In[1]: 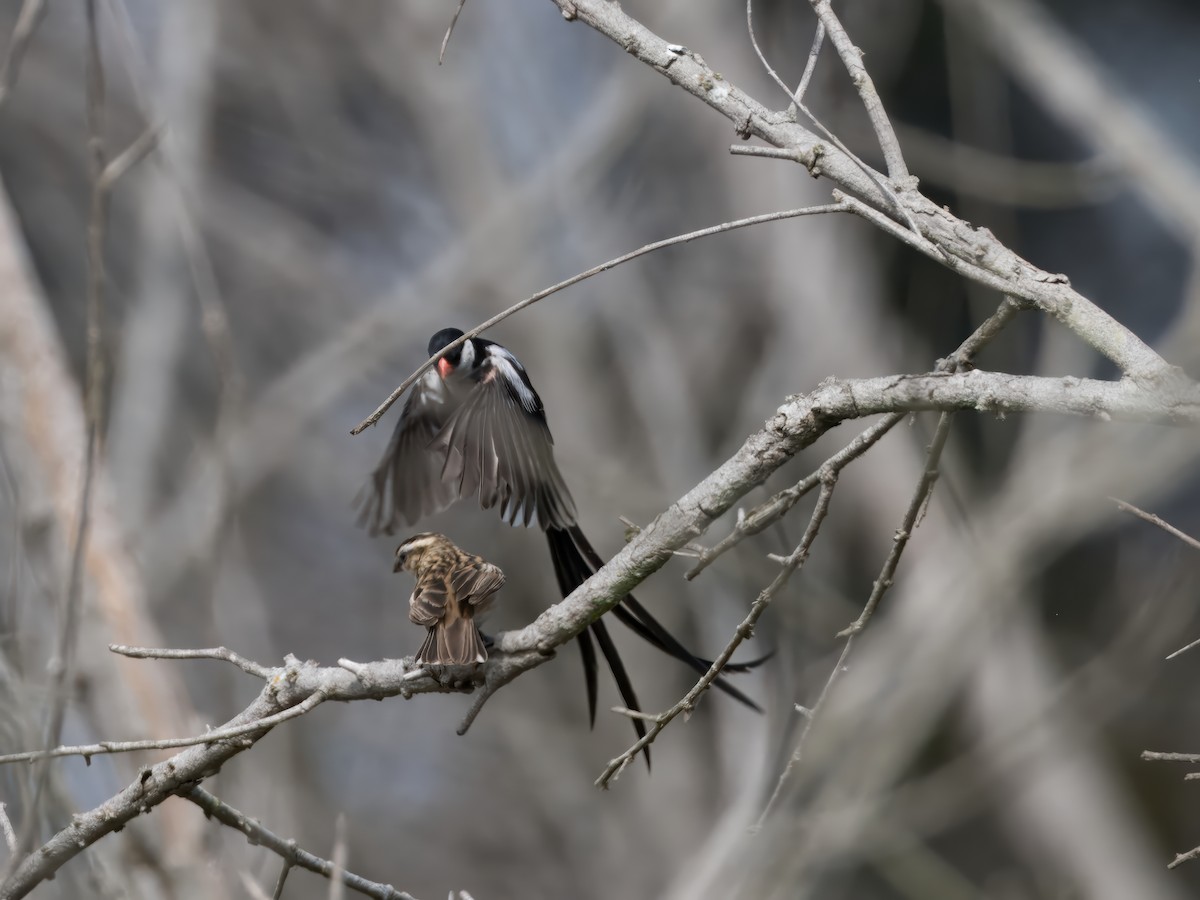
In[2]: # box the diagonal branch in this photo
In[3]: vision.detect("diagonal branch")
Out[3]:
[0,0,46,108]
[597,478,837,788]
[684,292,1019,579]
[182,787,418,900]
[4,369,1198,896]
[0,647,545,899]
[350,202,846,434]
[809,0,909,180]
[544,0,1176,387]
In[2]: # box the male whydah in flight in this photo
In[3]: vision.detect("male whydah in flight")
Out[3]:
[359,327,766,761]
[394,532,505,666]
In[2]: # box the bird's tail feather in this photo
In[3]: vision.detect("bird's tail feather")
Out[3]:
[546,527,649,769]
[416,619,487,666]
[552,524,766,712]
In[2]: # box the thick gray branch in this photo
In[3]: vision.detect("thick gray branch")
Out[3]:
[498,371,1200,654]
[5,370,1195,898]
[0,651,545,899]
[548,0,1175,386]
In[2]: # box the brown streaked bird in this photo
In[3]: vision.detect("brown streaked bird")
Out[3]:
[394,533,506,666]
[360,328,768,765]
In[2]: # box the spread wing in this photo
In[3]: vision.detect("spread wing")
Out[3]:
[430,348,577,530]
[408,567,450,627]
[357,370,459,535]
[450,560,506,609]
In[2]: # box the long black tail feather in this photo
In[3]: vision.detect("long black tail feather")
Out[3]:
[546,527,649,768]
[590,618,649,769]
[565,525,771,673]
[546,525,767,715]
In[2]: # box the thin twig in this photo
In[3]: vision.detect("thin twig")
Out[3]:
[840,410,957,636]
[182,788,417,900]
[808,0,909,180]
[328,813,347,900]
[96,123,163,192]
[438,0,470,65]
[110,644,271,678]
[686,417,896,579]
[0,692,325,765]
[10,0,107,872]
[688,298,1022,578]
[1109,498,1200,659]
[6,366,1199,894]
[349,203,847,434]
[794,22,825,105]
[1111,498,1200,553]
[743,0,922,238]
[0,0,47,107]
[1165,637,1200,662]
[271,851,296,900]
[757,635,855,826]
[544,0,1175,387]
[0,804,15,854]
[596,480,837,788]
[758,409,958,820]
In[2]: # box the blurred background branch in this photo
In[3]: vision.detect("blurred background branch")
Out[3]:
[1,0,1199,898]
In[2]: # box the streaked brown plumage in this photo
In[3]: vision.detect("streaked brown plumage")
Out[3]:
[393,533,505,666]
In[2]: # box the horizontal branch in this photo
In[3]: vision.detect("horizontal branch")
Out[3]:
[0,648,547,899]
[5,369,1194,897]
[498,370,1200,656]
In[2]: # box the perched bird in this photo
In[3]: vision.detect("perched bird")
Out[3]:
[394,532,506,666]
[359,327,766,757]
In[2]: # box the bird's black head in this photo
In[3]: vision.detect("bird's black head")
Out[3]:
[428,328,466,361]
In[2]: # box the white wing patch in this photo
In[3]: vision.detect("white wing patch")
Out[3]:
[485,346,540,415]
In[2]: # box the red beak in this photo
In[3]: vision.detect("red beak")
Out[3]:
[436,357,454,379]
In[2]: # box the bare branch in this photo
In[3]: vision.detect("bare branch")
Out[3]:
[328,813,347,900]
[96,123,164,193]
[597,479,837,788]
[0,0,46,108]
[1168,846,1200,870]
[10,0,109,869]
[0,805,15,855]
[4,358,1199,892]
[808,0,909,180]
[545,0,1176,387]
[0,649,542,898]
[686,297,1022,578]
[110,643,271,678]
[1112,499,1200,554]
[743,0,920,239]
[438,0,470,65]
[349,203,847,433]
[839,409,957,637]
[686,416,894,579]
[794,21,825,105]
[0,692,326,765]
[1142,751,1200,764]
[757,637,855,828]
[936,0,1200,244]
[182,787,418,900]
